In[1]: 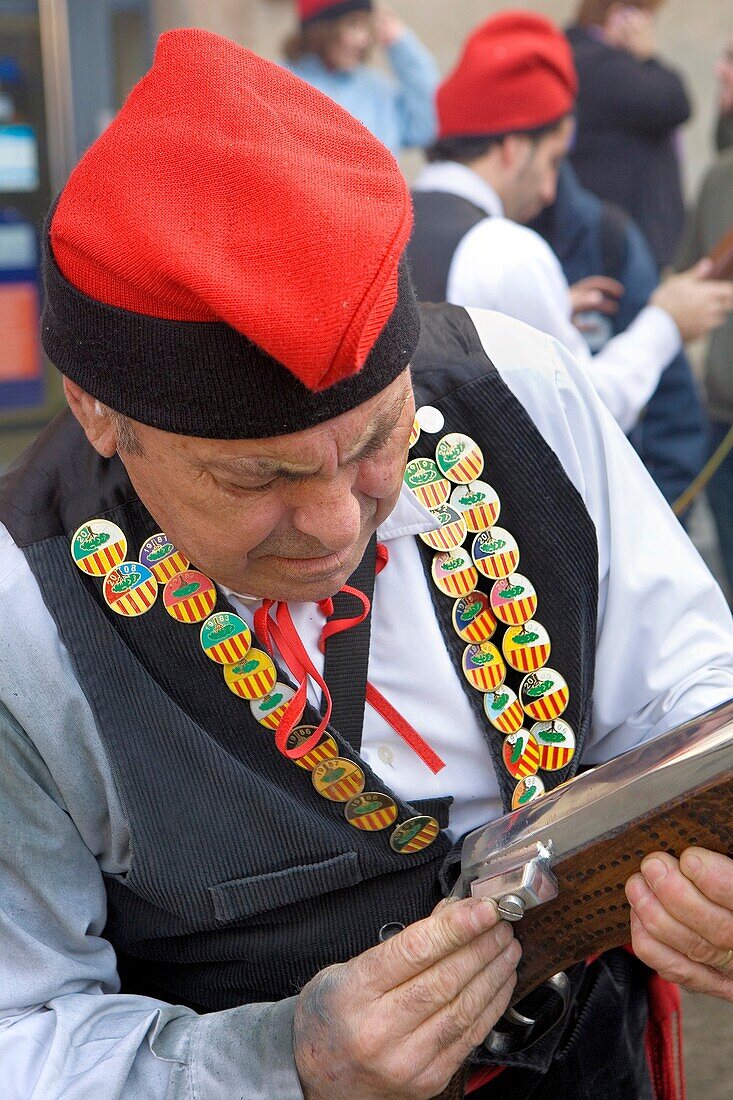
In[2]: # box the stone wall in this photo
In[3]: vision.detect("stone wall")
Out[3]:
[154,0,731,197]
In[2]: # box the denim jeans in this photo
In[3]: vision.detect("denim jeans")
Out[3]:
[705,419,733,600]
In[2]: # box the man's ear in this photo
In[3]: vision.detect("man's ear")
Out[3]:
[62,378,118,458]
[501,134,531,173]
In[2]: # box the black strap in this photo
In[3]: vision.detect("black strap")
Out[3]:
[321,535,377,753]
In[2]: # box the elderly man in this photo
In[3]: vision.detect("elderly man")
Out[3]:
[1,28,732,1100]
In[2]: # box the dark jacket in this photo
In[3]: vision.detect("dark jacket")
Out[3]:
[567,25,691,269]
[531,162,706,510]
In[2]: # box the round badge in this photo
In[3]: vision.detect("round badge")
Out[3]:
[452,591,496,643]
[312,757,365,802]
[223,648,277,700]
[163,570,217,623]
[530,719,576,771]
[415,405,445,434]
[483,686,525,735]
[435,433,484,484]
[200,612,252,664]
[249,682,297,728]
[462,641,506,692]
[512,774,546,811]
[431,547,478,597]
[472,528,520,580]
[409,418,420,448]
[102,560,158,617]
[404,458,451,509]
[520,667,570,721]
[71,519,127,576]
[389,815,440,854]
[490,574,538,626]
[139,533,190,584]
[419,505,467,551]
[345,792,399,831]
[502,620,552,673]
[449,481,500,533]
[502,730,541,780]
[287,727,340,771]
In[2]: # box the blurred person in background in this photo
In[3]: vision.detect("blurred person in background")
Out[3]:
[282,0,438,157]
[407,12,732,438]
[530,160,707,515]
[715,32,733,153]
[677,44,733,599]
[567,1,690,270]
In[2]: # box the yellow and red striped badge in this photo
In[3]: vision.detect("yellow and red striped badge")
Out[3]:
[435,433,485,484]
[483,687,524,734]
[312,758,365,802]
[223,648,277,700]
[420,505,467,551]
[490,574,538,626]
[531,719,576,771]
[404,458,450,509]
[462,641,506,692]
[389,815,440,854]
[520,667,569,721]
[138,533,190,584]
[289,728,339,771]
[431,547,478,597]
[502,620,552,673]
[345,792,399,831]
[163,570,217,623]
[450,481,501,533]
[71,519,127,576]
[472,527,520,580]
[452,591,496,643]
[200,612,252,664]
[249,682,296,728]
[102,561,158,617]
[511,774,546,811]
[502,731,541,780]
[409,418,420,447]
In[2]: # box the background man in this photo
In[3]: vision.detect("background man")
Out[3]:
[1,28,733,1100]
[408,11,732,436]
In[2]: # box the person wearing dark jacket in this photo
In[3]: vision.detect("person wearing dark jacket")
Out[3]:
[530,160,707,514]
[568,0,691,269]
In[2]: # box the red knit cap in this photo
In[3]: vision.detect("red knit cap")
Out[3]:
[298,0,372,26]
[437,11,578,139]
[44,29,419,439]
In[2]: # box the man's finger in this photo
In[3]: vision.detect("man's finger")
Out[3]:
[638,853,733,949]
[630,911,733,1000]
[626,869,733,966]
[361,898,502,991]
[680,847,733,909]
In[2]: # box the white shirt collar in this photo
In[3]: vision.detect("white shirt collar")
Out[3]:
[413,161,504,219]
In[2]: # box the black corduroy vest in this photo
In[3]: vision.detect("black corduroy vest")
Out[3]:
[407,190,488,302]
[0,305,598,1025]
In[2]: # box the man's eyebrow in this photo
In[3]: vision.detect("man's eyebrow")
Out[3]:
[204,390,409,480]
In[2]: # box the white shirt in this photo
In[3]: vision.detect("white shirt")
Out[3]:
[1,309,732,1098]
[413,162,683,433]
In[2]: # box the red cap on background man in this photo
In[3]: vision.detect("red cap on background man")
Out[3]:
[437,11,578,139]
[297,0,372,26]
[42,28,418,440]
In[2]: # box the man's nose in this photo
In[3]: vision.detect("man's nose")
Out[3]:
[290,472,364,551]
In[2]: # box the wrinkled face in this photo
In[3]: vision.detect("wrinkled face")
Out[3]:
[324,12,373,70]
[504,116,575,224]
[116,372,414,603]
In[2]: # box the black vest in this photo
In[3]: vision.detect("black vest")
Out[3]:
[407,191,487,302]
[0,305,598,1066]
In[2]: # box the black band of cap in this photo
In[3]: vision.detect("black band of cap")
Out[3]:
[41,224,420,440]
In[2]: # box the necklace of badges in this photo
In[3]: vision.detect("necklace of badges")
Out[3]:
[405,405,576,810]
[70,521,439,856]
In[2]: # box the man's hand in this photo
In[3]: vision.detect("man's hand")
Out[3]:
[625,847,733,1000]
[293,897,520,1099]
[569,275,624,326]
[373,7,406,48]
[605,5,656,61]
[651,260,733,342]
